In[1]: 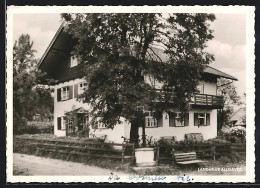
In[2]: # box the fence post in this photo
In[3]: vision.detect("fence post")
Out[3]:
[122,145,125,163]
[156,146,160,165]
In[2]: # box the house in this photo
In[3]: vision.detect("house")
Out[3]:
[38,25,238,143]
[230,107,246,127]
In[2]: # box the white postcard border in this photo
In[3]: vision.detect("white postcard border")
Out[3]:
[6,5,255,183]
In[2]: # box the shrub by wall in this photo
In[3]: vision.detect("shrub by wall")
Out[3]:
[16,124,54,135]
[217,127,246,143]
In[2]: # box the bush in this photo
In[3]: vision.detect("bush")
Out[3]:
[157,136,177,145]
[230,127,246,143]
[76,127,90,137]
[138,136,158,148]
[157,137,176,157]
[202,138,230,144]
[229,152,245,163]
[217,127,246,143]
[18,124,54,135]
[13,115,28,135]
[219,156,231,164]
[184,133,203,143]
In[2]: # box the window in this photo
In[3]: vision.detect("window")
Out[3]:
[78,82,88,95]
[96,117,106,129]
[62,87,69,100]
[169,112,189,127]
[97,122,106,129]
[57,86,73,102]
[145,111,158,127]
[74,82,88,98]
[194,113,210,126]
[196,84,204,94]
[175,112,184,127]
[57,117,68,130]
[70,55,78,67]
[198,113,206,125]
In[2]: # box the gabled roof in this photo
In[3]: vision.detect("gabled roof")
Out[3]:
[38,25,238,82]
[37,24,76,76]
[146,47,238,81]
[230,107,246,122]
[38,24,64,69]
[204,66,237,81]
[65,107,88,114]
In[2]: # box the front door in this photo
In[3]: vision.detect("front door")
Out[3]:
[77,113,90,137]
[66,113,89,137]
[78,114,84,131]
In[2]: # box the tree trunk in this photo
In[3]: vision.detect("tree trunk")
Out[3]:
[130,118,140,147]
[219,109,223,131]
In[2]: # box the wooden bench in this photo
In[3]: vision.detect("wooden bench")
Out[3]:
[173,152,204,168]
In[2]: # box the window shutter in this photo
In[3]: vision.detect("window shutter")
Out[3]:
[69,85,73,99]
[206,113,210,125]
[57,117,61,130]
[157,112,163,127]
[169,112,176,127]
[74,84,78,98]
[194,113,199,126]
[184,113,189,126]
[57,88,61,102]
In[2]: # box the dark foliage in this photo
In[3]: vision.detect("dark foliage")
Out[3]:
[61,13,216,145]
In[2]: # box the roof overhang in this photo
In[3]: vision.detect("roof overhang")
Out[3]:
[38,25,238,82]
[203,66,238,81]
[38,24,76,76]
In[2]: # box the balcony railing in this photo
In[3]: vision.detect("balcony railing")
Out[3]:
[190,94,224,108]
[153,90,224,108]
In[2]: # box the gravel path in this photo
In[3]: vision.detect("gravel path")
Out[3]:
[13,153,127,176]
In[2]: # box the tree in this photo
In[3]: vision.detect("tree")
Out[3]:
[13,34,38,126]
[34,86,54,121]
[61,13,216,146]
[13,34,54,131]
[217,78,242,130]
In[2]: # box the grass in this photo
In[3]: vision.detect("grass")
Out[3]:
[14,134,246,176]
[15,133,101,142]
[14,134,136,174]
[136,156,246,175]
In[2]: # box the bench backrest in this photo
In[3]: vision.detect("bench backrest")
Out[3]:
[174,152,197,162]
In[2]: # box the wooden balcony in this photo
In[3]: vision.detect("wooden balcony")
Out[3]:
[153,90,224,109]
[190,94,224,109]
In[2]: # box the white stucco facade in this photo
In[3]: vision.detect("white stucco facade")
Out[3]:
[53,77,218,143]
[138,109,217,141]
[198,80,217,95]
[54,78,131,143]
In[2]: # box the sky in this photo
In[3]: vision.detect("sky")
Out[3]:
[12,13,246,102]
